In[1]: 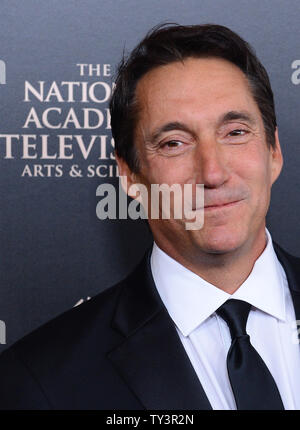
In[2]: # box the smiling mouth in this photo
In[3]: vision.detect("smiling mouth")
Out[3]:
[203,200,243,211]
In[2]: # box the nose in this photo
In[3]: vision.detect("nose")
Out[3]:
[194,138,230,189]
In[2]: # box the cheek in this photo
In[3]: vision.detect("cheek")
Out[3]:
[234,146,273,202]
[142,155,193,186]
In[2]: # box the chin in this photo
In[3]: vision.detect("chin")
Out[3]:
[194,227,246,255]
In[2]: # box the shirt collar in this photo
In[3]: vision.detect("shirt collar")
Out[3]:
[150,229,286,337]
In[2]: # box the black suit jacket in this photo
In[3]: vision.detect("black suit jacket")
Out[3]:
[0,243,300,410]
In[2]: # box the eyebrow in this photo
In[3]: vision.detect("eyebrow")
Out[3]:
[148,122,191,142]
[148,110,257,142]
[220,110,256,126]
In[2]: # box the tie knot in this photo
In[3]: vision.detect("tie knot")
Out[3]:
[216,299,251,339]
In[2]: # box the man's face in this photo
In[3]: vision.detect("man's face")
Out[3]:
[119,57,283,258]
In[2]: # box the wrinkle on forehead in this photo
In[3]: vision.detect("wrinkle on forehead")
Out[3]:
[133,57,266,163]
[135,57,261,124]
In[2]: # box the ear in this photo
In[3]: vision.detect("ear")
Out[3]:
[271,128,283,185]
[115,155,139,198]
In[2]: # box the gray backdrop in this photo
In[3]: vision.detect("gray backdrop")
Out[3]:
[0,0,299,351]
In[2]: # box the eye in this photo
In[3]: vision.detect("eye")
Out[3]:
[161,140,184,148]
[228,129,249,137]
[157,139,189,156]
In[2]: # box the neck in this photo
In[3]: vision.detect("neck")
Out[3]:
[153,228,267,294]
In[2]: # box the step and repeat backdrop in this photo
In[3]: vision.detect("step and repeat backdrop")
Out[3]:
[0,0,300,350]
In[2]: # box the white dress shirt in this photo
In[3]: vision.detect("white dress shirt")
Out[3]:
[150,229,300,409]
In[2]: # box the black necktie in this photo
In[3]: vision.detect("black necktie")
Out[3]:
[216,299,284,410]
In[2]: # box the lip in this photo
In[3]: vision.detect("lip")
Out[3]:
[203,199,243,211]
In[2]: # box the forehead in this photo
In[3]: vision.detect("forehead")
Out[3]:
[135,57,261,128]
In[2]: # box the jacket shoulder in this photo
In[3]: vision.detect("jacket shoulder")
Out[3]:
[0,278,133,409]
[8,280,124,356]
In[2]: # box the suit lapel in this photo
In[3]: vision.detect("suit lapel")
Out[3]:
[107,249,212,410]
[273,242,300,321]
[107,241,300,409]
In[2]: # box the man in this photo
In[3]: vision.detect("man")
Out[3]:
[0,23,299,410]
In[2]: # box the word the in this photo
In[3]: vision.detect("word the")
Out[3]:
[76,63,111,77]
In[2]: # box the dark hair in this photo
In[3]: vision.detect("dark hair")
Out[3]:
[110,23,277,173]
